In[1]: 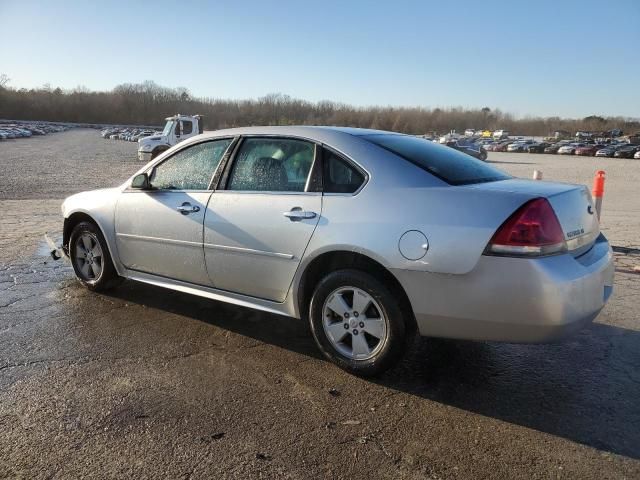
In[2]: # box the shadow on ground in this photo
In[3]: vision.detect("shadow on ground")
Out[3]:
[106,280,640,460]
[487,160,535,165]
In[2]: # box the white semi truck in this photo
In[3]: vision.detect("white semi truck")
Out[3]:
[137,114,204,161]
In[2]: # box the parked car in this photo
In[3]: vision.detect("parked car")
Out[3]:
[493,140,513,152]
[614,145,640,158]
[595,145,623,157]
[558,143,586,155]
[526,142,551,153]
[0,122,70,139]
[544,144,562,154]
[52,126,613,376]
[510,140,538,152]
[575,144,606,156]
[445,140,488,161]
[7,127,29,138]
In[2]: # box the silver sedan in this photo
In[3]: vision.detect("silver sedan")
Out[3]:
[56,126,614,375]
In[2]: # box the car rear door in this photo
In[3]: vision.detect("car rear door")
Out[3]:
[115,139,233,286]
[204,136,321,302]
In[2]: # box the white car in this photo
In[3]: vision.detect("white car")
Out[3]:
[558,143,585,155]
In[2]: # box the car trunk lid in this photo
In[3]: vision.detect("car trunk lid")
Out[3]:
[468,179,599,255]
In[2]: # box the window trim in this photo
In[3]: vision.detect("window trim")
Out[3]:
[126,137,236,193]
[305,144,323,193]
[218,135,319,195]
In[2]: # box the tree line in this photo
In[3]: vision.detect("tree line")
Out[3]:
[1,77,638,137]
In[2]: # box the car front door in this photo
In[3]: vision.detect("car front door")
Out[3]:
[115,138,233,286]
[204,137,321,302]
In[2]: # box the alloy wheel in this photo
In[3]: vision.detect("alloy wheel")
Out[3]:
[74,232,103,281]
[322,286,389,360]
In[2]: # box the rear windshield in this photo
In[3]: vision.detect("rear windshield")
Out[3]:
[363,134,510,185]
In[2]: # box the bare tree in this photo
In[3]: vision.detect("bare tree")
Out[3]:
[0,80,637,136]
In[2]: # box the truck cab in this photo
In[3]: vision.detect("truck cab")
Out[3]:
[137,114,204,161]
[492,129,509,140]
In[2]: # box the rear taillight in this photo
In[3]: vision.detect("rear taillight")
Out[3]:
[486,198,567,256]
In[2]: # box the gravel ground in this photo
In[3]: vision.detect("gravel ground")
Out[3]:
[487,152,640,249]
[0,129,639,479]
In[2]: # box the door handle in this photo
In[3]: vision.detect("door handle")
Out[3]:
[283,208,317,221]
[177,203,200,215]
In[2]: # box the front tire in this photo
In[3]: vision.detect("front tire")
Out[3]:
[69,221,121,292]
[309,269,413,376]
[479,151,488,161]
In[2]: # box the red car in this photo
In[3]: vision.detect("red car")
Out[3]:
[575,144,606,156]
[493,141,512,152]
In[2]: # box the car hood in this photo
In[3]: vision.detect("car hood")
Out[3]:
[139,136,166,145]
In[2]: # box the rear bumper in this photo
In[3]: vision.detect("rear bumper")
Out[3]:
[138,151,153,162]
[392,234,614,343]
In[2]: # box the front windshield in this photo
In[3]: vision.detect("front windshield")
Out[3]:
[162,120,174,136]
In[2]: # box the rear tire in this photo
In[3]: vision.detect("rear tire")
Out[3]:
[309,269,414,376]
[479,151,488,161]
[69,221,121,292]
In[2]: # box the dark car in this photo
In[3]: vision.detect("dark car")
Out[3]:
[445,140,488,161]
[526,142,551,153]
[614,145,640,158]
[544,143,563,154]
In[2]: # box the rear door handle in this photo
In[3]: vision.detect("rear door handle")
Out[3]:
[177,202,200,215]
[284,208,317,221]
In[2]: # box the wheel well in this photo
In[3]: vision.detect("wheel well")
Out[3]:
[298,251,416,333]
[63,212,96,248]
[153,145,169,153]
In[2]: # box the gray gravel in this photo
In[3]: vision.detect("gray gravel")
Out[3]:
[0,129,138,200]
[0,130,639,479]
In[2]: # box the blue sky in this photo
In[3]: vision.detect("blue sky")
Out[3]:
[1,0,638,118]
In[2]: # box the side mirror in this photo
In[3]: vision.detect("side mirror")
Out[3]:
[131,173,150,190]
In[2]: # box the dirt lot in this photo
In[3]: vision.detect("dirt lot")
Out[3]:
[1,129,639,479]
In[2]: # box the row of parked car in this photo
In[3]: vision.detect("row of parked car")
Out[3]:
[101,127,159,142]
[477,138,640,159]
[0,123,69,140]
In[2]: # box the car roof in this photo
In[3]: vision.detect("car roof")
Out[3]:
[199,125,402,142]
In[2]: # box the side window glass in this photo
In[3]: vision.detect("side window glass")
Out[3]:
[228,138,314,192]
[323,149,365,193]
[150,139,232,190]
[182,120,193,135]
